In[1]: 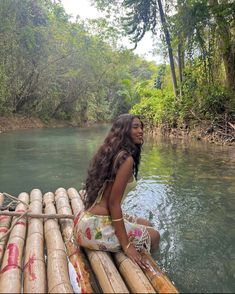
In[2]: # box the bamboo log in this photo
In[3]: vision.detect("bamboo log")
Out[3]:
[140,251,179,293]
[0,211,74,219]
[67,187,129,293]
[68,188,85,216]
[114,251,156,293]
[87,250,129,293]
[54,187,98,293]
[0,192,29,293]
[0,193,12,264]
[0,212,12,259]
[43,192,73,293]
[23,189,46,293]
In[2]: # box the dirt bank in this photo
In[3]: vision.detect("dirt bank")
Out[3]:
[0,114,74,133]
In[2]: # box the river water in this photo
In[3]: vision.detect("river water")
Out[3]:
[0,126,234,293]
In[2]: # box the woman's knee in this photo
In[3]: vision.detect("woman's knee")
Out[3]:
[136,217,152,227]
[136,218,160,250]
[149,229,160,250]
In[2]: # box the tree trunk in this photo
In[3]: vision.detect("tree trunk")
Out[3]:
[177,42,183,96]
[209,0,235,91]
[157,0,178,97]
[178,44,183,85]
[222,46,235,91]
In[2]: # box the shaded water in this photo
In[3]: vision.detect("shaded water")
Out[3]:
[0,126,234,293]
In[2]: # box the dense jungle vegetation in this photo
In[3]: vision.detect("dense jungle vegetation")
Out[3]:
[0,0,234,141]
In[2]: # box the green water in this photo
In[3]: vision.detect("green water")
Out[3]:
[0,126,234,293]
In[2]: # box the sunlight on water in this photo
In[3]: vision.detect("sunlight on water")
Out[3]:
[0,127,234,293]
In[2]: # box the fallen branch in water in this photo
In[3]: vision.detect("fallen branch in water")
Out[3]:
[228,122,235,130]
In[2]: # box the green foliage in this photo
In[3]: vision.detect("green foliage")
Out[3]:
[1,0,234,129]
[189,83,233,119]
[93,0,235,127]
[179,63,235,121]
[131,59,234,127]
[0,0,155,123]
[130,87,176,125]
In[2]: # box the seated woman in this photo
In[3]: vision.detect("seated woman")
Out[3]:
[74,114,160,267]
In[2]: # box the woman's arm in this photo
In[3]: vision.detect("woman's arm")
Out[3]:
[108,156,145,266]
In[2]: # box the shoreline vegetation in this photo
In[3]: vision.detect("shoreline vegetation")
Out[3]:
[0,1,234,146]
[1,114,234,146]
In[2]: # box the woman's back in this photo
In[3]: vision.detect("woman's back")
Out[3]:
[87,174,136,215]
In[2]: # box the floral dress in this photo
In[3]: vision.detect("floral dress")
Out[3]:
[74,179,151,253]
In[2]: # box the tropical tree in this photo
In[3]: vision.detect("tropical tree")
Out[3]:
[93,0,179,96]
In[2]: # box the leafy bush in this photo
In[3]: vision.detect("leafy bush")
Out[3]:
[130,87,176,126]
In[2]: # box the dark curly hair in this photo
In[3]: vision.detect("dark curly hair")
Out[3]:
[84,113,144,210]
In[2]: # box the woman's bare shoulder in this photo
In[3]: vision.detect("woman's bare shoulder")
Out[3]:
[124,155,134,165]
[116,155,133,175]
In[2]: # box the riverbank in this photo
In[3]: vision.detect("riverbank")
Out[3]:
[147,120,235,146]
[0,114,234,145]
[0,114,75,133]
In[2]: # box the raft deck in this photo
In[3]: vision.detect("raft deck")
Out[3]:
[0,188,178,293]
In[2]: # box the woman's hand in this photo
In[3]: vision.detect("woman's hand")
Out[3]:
[124,243,148,269]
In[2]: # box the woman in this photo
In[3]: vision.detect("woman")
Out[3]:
[74,114,160,267]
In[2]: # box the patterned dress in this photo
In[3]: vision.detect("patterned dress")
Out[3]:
[74,178,151,252]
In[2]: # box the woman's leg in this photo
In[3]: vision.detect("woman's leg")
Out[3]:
[123,213,160,251]
[136,217,160,251]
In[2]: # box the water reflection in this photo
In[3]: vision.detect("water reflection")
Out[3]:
[0,128,234,293]
[122,136,235,293]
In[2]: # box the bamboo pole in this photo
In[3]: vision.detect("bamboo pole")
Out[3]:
[67,187,129,293]
[140,251,179,293]
[0,193,12,265]
[0,192,29,293]
[114,251,156,293]
[43,192,73,293]
[54,187,98,293]
[0,211,74,219]
[23,189,46,293]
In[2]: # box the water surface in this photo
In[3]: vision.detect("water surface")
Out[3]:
[0,126,234,293]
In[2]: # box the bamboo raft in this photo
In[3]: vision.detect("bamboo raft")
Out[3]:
[0,189,178,293]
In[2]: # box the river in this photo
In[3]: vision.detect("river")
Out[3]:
[0,125,234,293]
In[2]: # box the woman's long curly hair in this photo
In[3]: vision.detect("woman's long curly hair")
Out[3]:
[84,114,144,210]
